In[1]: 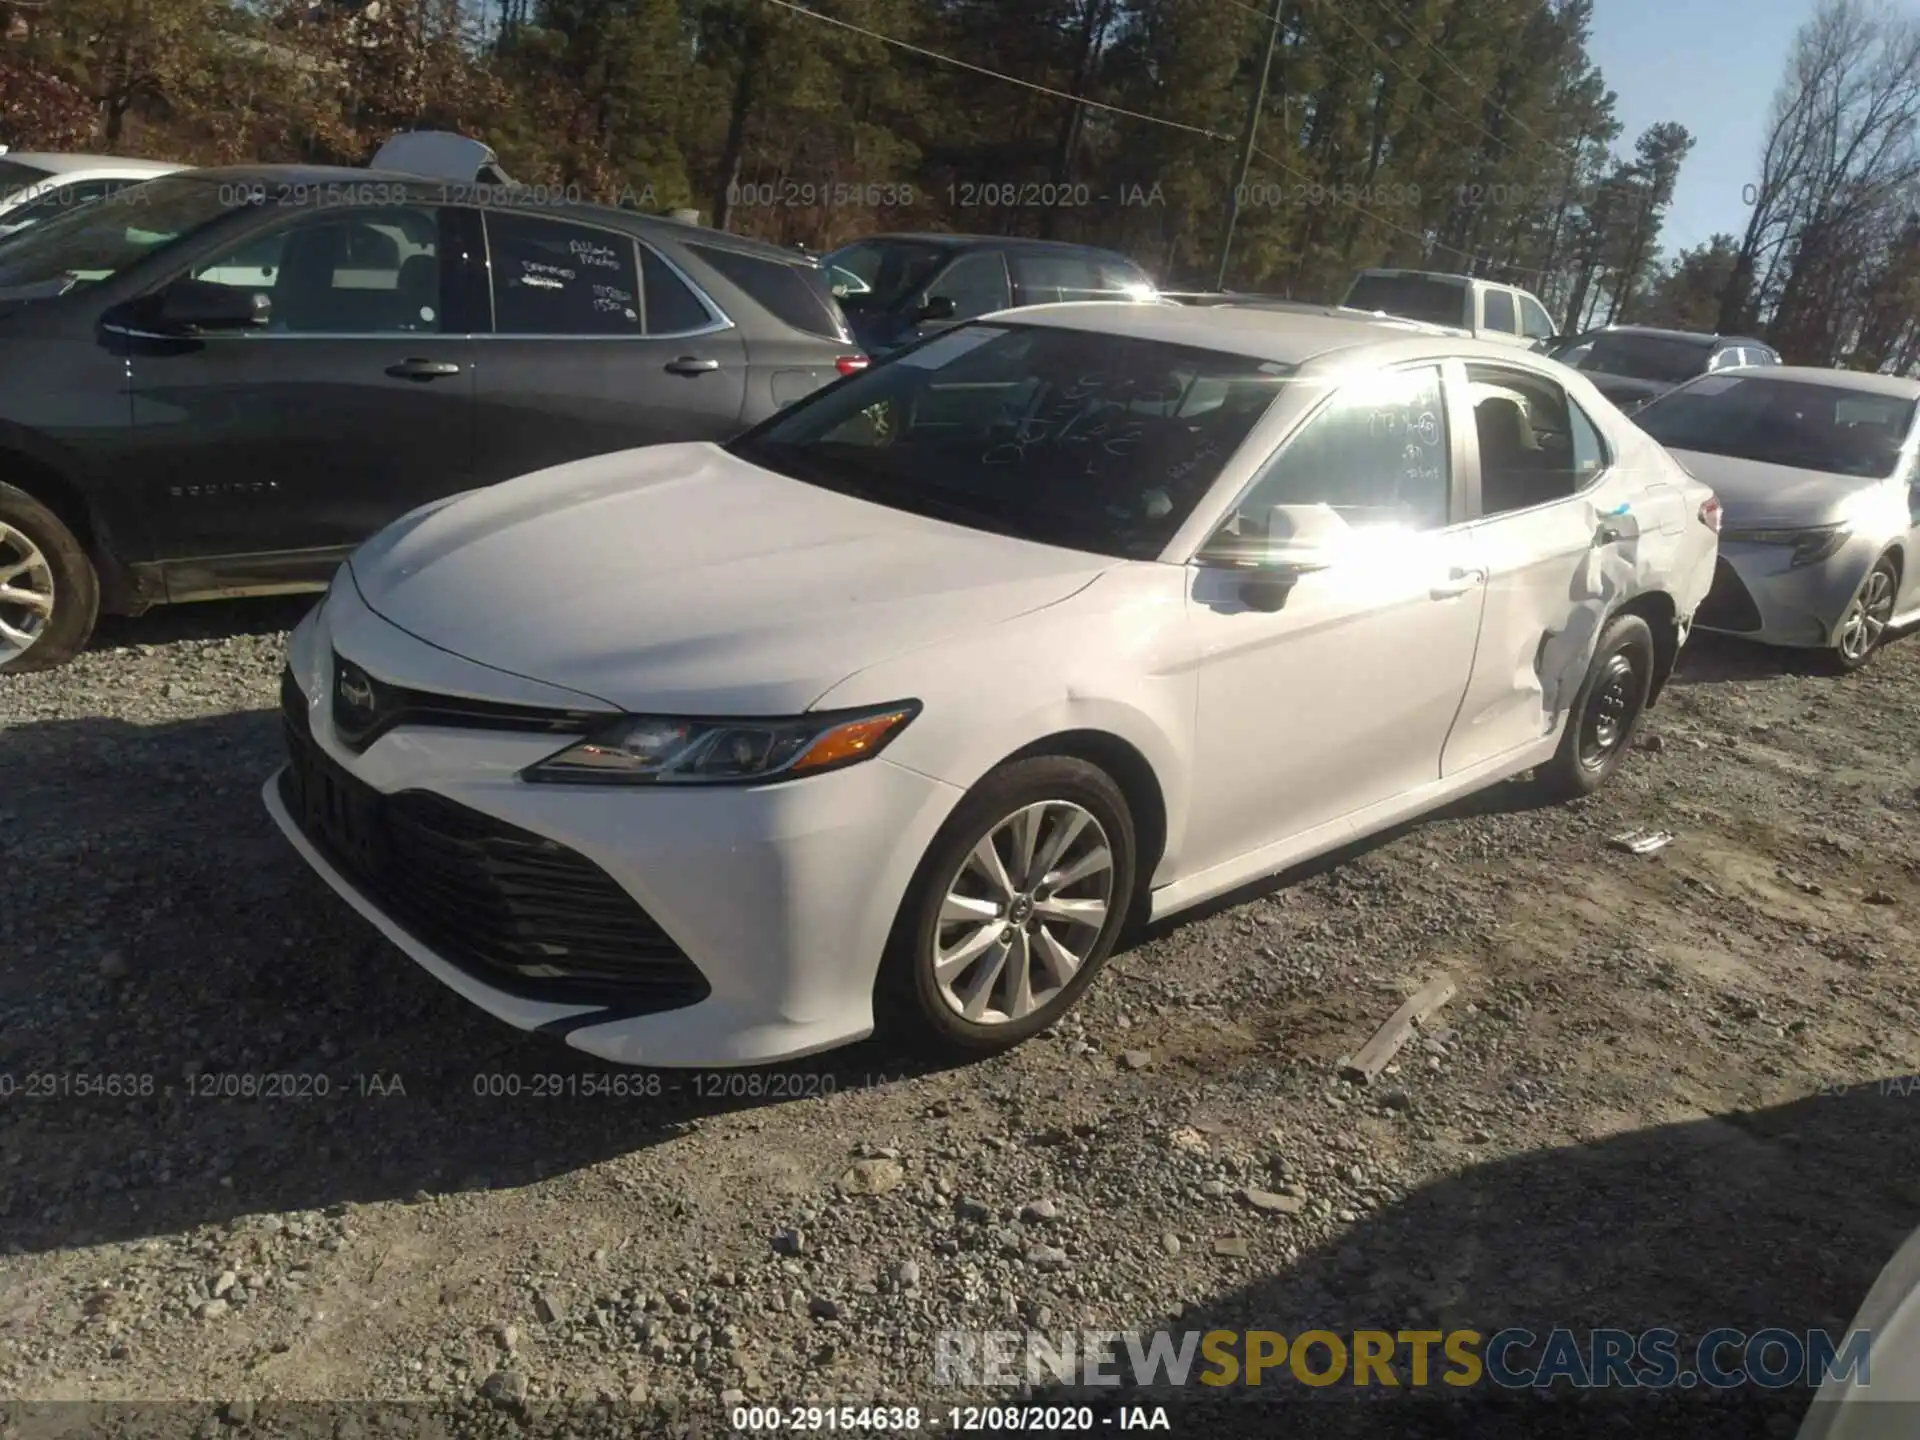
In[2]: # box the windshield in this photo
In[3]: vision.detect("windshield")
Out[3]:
[821,239,949,311]
[0,177,231,295]
[727,322,1295,559]
[1342,274,1467,327]
[1577,333,1714,385]
[1637,375,1918,479]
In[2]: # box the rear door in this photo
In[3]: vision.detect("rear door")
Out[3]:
[1443,360,1647,775]
[468,210,748,485]
[679,241,856,419]
[125,202,476,567]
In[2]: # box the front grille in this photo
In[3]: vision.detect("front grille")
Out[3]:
[1694,557,1764,633]
[328,648,608,754]
[280,669,708,1008]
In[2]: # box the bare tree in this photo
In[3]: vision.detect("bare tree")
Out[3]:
[1720,0,1920,361]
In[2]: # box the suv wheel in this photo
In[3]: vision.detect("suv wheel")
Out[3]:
[0,481,100,674]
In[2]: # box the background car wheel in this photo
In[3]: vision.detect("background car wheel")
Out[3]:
[1533,611,1655,802]
[1825,556,1899,673]
[0,481,99,675]
[883,756,1137,1058]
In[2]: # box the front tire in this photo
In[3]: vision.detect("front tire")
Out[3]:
[0,482,99,675]
[1534,611,1656,802]
[881,756,1136,1058]
[1825,555,1899,673]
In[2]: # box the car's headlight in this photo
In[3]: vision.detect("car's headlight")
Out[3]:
[522,702,920,786]
[1721,524,1851,567]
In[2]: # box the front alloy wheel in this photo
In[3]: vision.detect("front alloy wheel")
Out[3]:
[0,519,56,667]
[934,799,1114,1025]
[887,756,1137,1056]
[1833,559,1898,671]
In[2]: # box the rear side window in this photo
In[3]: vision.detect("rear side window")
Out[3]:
[1482,289,1518,333]
[486,211,641,336]
[1518,295,1557,341]
[1343,273,1469,327]
[1010,251,1103,305]
[686,242,847,340]
[641,246,714,334]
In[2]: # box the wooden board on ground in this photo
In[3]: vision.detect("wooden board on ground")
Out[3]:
[1339,974,1457,1084]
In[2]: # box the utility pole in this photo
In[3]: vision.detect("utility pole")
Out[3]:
[1215,0,1284,292]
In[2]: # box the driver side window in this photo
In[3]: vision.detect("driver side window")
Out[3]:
[188,206,443,334]
[923,250,1011,321]
[1224,365,1452,535]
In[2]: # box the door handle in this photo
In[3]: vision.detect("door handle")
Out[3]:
[1594,523,1623,546]
[665,356,721,376]
[385,359,462,380]
[1430,565,1486,600]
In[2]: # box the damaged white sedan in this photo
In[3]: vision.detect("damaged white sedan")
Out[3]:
[265,305,1721,1068]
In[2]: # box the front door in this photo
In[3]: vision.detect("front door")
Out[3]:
[126,203,475,568]
[1183,362,1486,877]
[467,211,748,486]
[1443,362,1645,775]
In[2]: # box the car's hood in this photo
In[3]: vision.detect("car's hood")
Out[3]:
[1664,448,1870,528]
[348,442,1113,714]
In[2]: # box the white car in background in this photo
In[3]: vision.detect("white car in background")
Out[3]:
[0,150,184,240]
[1634,366,1920,671]
[265,305,1720,1068]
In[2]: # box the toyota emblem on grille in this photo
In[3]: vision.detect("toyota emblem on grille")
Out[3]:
[334,663,377,734]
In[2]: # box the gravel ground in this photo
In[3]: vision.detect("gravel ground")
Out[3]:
[4,598,1920,1439]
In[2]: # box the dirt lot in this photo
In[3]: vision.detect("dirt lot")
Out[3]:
[4,599,1920,1439]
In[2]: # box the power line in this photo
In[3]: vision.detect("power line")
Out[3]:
[1361,0,1587,172]
[758,0,1539,283]
[757,0,1233,141]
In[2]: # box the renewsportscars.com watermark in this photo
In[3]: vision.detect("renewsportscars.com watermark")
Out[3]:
[934,1326,1873,1390]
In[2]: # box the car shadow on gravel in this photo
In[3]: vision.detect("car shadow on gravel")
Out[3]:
[995,1081,1920,1440]
[0,707,955,1256]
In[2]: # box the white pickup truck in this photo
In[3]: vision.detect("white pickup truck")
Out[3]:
[1342,268,1560,351]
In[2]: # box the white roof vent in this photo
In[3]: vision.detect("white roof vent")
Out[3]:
[369,131,513,185]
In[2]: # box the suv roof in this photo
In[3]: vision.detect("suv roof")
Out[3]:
[158,166,816,268]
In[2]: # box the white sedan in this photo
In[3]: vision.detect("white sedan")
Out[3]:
[265,305,1721,1067]
[0,151,183,239]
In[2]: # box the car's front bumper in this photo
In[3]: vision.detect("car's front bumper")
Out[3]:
[1694,539,1877,650]
[264,582,963,1067]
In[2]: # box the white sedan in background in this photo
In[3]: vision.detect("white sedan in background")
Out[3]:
[0,151,184,240]
[265,305,1720,1067]
[1635,366,1920,670]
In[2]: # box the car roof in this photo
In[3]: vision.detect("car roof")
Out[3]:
[991,301,1526,366]
[3,153,183,177]
[842,232,1136,261]
[1583,324,1774,348]
[1735,365,1920,398]
[156,167,817,267]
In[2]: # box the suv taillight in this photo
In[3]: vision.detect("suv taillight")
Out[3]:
[1698,496,1723,533]
[835,355,869,375]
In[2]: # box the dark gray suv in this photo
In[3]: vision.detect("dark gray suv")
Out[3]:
[0,166,866,671]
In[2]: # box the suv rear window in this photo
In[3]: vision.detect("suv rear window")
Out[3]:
[688,243,850,342]
[1343,273,1468,327]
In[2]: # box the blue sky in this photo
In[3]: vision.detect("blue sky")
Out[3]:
[1585,0,1816,258]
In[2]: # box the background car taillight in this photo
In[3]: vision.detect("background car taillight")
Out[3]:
[1698,496,1723,533]
[835,355,869,375]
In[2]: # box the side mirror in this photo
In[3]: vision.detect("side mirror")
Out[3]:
[158,278,270,332]
[1195,503,1343,612]
[915,294,957,323]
